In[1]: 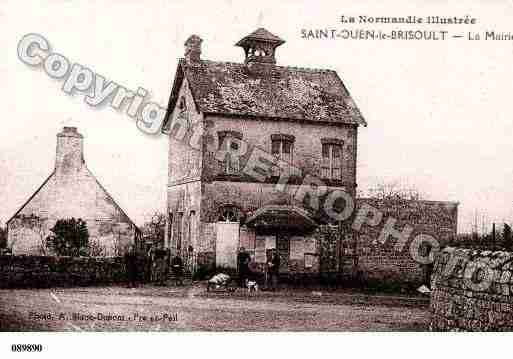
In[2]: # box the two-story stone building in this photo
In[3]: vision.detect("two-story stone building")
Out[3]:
[162,28,368,278]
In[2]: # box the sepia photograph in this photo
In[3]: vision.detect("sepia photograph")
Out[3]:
[1,0,513,356]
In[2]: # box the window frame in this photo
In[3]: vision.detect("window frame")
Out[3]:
[321,138,344,180]
[217,131,243,175]
[271,134,296,177]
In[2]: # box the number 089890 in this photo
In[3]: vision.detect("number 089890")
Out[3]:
[11,344,43,352]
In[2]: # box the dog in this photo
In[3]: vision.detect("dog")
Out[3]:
[245,279,259,293]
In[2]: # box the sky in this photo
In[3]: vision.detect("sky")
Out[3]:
[1,0,513,232]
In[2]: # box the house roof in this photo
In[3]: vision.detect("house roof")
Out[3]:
[87,168,140,232]
[6,168,140,232]
[6,171,55,225]
[162,59,367,131]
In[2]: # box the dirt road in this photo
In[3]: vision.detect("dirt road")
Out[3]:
[0,286,430,331]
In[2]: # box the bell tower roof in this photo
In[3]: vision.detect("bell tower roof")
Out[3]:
[235,28,285,46]
[235,28,285,64]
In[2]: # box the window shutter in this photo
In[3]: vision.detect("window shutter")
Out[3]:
[321,143,330,178]
[332,145,342,179]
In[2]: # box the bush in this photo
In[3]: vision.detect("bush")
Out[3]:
[46,218,90,256]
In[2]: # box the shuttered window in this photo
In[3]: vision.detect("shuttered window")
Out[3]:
[321,143,342,180]
[218,131,243,175]
[271,134,298,177]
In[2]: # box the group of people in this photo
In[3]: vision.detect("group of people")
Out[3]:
[237,246,280,291]
[126,246,280,291]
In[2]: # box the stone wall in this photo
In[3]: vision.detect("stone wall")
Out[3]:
[430,247,513,331]
[166,181,201,253]
[165,76,203,260]
[0,255,134,288]
[355,198,458,285]
[8,213,137,257]
[167,76,203,184]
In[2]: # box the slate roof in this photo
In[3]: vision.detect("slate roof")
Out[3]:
[163,58,367,130]
[6,169,140,232]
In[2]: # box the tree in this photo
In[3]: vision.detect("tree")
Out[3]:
[365,180,424,201]
[141,211,166,248]
[46,218,89,256]
[0,226,6,249]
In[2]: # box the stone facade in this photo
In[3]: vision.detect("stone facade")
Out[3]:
[356,198,458,284]
[164,29,363,277]
[430,247,513,331]
[7,127,140,256]
[201,115,358,189]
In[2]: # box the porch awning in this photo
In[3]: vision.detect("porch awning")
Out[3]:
[245,205,317,230]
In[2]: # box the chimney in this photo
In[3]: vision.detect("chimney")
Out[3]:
[184,35,202,64]
[55,127,84,175]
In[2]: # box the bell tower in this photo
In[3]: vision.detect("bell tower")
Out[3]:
[235,28,285,65]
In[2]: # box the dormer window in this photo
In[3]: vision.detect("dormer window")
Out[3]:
[218,131,243,175]
[321,138,343,180]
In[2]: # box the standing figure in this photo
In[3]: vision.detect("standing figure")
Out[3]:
[125,247,138,288]
[266,249,280,291]
[171,255,184,286]
[237,247,251,288]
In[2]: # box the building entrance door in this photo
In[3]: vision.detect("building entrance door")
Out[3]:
[216,222,240,269]
[276,233,290,272]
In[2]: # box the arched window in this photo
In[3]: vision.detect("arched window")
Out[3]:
[218,205,240,223]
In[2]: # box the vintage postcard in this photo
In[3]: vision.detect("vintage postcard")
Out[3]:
[1,0,513,355]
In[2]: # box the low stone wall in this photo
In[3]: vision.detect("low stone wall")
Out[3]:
[0,255,132,288]
[430,247,513,331]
